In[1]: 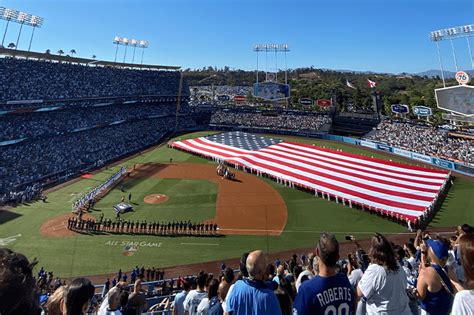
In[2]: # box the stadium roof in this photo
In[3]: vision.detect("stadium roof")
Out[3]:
[0,47,181,70]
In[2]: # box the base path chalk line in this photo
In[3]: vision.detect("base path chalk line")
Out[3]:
[180,242,219,246]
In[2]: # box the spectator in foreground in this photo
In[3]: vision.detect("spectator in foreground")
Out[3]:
[452,233,474,314]
[0,247,39,315]
[184,271,208,315]
[46,285,67,315]
[275,278,293,315]
[357,233,411,315]
[197,278,222,315]
[295,256,316,293]
[63,277,95,315]
[293,233,354,315]
[98,287,122,315]
[224,250,282,315]
[217,267,234,305]
[222,252,249,311]
[126,279,147,315]
[173,280,191,315]
[417,238,455,315]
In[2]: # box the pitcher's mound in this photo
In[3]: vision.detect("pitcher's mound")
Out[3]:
[144,194,169,204]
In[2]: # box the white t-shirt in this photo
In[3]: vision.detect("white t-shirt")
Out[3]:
[452,290,474,315]
[183,289,207,315]
[196,297,209,315]
[348,268,363,289]
[295,270,314,292]
[406,256,419,272]
[358,263,411,315]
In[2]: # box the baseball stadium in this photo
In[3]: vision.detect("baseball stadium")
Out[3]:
[1,1,474,315]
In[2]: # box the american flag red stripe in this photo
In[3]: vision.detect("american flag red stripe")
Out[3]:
[172,136,449,222]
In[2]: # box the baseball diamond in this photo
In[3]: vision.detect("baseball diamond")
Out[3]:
[1,7,473,313]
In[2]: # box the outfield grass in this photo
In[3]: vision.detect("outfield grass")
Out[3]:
[1,131,472,277]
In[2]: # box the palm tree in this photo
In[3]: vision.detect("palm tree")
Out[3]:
[70,49,76,57]
[45,49,51,54]
[57,49,64,56]
[92,54,96,59]
[7,42,16,49]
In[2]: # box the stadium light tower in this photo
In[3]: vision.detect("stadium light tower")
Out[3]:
[113,36,121,62]
[0,7,43,50]
[430,24,474,87]
[139,40,149,64]
[112,36,149,64]
[1,7,19,46]
[131,38,138,63]
[27,15,44,52]
[253,44,290,84]
[15,11,30,49]
[122,37,129,63]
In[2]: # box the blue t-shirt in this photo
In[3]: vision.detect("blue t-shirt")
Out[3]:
[293,273,354,315]
[225,279,282,315]
[173,290,188,315]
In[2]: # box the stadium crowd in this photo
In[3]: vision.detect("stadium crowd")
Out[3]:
[0,104,176,141]
[367,120,474,165]
[0,117,175,204]
[210,111,332,132]
[1,224,472,315]
[0,58,183,102]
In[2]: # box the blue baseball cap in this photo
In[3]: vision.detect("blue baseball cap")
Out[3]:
[426,239,449,260]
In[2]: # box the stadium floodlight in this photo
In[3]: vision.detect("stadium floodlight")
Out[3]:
[29,15,43,27]
[26,15,43,51]
[130,39,138,63]
[1,7,19,46]
[430,24,474,87]
[0,7,43,50]
[15,12,31,49]
[430,24,474,41]
[138,40,149,64]
[254,43,290,86]
[112,36,149,64]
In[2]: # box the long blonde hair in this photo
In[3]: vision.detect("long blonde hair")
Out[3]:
[46,286,67,315]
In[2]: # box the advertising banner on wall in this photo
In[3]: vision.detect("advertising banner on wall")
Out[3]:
[391,104,409,114]
[299,98,313,106]
[316,99,332,107]
[392,147,412,158]
[411,152,432,163]
[377,143,392,152]
[431,157,454,170]
[360,140,377,149]
[412,106,433,117]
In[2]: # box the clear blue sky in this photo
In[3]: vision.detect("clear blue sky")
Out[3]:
[1,0,473,73]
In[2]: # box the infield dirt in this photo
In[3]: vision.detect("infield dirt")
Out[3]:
[40,162,288,237]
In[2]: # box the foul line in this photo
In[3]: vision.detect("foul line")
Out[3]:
[180,242,220,246]
[218,228,454,235]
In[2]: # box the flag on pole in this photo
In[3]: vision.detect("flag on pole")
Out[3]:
[346,79,357,89]
[367,79,378,88]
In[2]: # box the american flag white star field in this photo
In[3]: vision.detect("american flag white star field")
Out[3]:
[171,132,450,223]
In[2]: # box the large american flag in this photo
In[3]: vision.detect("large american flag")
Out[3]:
[171,132,450,223]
